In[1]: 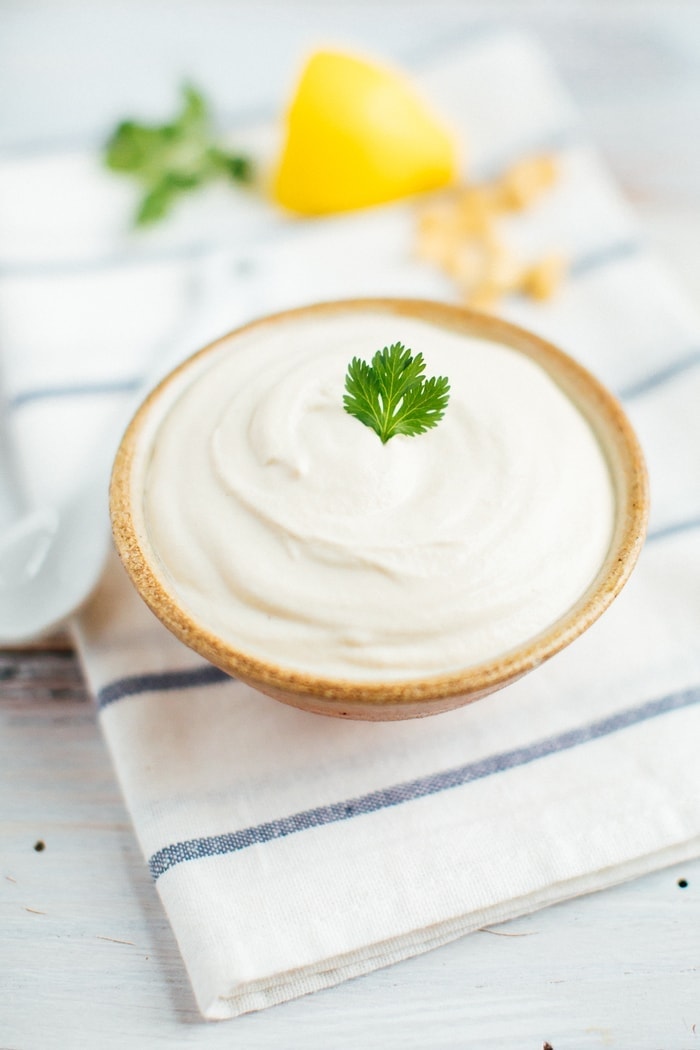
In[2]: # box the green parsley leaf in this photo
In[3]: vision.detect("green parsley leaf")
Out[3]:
[343,342,450,443]
[104,84,253,226]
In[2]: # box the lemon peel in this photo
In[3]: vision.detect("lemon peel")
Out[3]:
[273,49,458,215]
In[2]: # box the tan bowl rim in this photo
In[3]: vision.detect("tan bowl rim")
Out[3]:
[110,297,649,709]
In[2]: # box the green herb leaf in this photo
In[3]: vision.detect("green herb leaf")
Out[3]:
[104,83,253,227]
[343,342,450,443]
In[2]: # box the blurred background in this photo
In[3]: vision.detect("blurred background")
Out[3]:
[3,0,699,529]
[2,0,699,285]
[3,0,700,287]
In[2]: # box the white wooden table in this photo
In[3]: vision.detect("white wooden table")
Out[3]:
[2,3,700,1046]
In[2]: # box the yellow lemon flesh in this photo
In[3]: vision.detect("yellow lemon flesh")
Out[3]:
[273,50,458,215]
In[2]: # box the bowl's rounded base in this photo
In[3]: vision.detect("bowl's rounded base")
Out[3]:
[213,657,527,720]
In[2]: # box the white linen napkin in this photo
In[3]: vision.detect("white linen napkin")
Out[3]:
[3,31,700,1019]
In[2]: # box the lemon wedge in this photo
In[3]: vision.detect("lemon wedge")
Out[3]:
[272,50,458,215]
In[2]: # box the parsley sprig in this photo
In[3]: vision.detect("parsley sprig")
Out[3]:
[343,342,450,443]
[104,84,253,226]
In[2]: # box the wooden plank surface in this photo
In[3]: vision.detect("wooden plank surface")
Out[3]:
[2,2,700,1047]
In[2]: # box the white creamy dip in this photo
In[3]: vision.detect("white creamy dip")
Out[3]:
[142,310,615,679]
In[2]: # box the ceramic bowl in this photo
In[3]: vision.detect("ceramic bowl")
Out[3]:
[110,298,648,720]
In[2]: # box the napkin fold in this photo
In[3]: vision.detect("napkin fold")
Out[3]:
[3,31,700,1019]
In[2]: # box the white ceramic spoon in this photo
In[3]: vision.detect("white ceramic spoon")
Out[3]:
[0,452,113,644]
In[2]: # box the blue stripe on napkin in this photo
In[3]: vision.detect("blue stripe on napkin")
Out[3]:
[646,517,700,543]
[8,377,144,410]
[98,665,231,708]
[618,347,700,400]
[568,239,639,278]
[147,684,700,880]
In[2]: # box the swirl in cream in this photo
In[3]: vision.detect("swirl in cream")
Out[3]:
[143,310,614,679]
